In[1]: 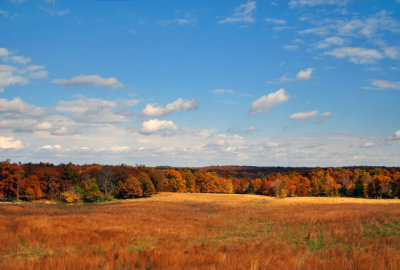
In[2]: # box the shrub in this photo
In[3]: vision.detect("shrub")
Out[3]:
[61,190,81,203]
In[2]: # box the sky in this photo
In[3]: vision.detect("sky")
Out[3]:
[0,0,400,167]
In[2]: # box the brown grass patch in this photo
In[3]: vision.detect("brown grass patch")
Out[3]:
[1,193,400,269]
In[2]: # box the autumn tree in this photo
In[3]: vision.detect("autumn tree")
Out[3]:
[118,176,143,198]
[0,161,23,200]
[165,169,186,192]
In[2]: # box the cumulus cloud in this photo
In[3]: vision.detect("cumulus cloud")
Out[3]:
[250,88,289,114]
[362,142,375,148]
[290,111,332,121]
[52,74,124,89]
[325,47,383,64]
[141,98,198,117]
[212,89,234,95]
[0,49,47,89]
[0,97,44,116]
[42,144,61,150]
[219,1,256,24]
[0,136,23,149]
[141,119,178,134]
[0,64,29,88]
[36,121,53,130]
[296,67,313,80]
[110,146,130,152]
[55,97,128,124]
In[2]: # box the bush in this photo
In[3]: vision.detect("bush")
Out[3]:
[83,178,101,202]
[61,190,81,203]
[24,188,35,201]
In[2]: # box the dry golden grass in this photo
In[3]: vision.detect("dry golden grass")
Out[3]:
[1,193,400,270]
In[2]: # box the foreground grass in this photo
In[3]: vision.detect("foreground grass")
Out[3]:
[1,193,400,269]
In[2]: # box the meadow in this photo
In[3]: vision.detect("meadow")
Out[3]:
[1,193,400,269]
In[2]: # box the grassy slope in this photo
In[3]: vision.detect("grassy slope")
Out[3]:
[1,193,400,269]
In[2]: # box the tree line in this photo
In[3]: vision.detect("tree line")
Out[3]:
[0,161,399,202]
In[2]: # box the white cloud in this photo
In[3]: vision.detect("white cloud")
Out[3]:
[212,88,234,95]
[296,67,313,80]
[219,1,256,24]
[52,74,124,89]
[283,45,299,51]
[0,97,44,116]
[289,0,349,7]
[0,64,29,88]
[366,80,400,90]
[362,142,375,148]
[110,146,130,152]
[55,97,128,124]
[11,55,31,65]
[38,6,70,17]
[121,99,140,107]
[0,10,8,18]
[0,136,22,149]
[0,51,47,89]
[160,17,197,26]
[383,47,400,59]
[316,37,346,49]
[0,88,4,94]
[299,11,399,40]
[250,88,289,114]
[290,110,332,121]
[290,110,318,120]
[325,47,383,64]
[42,144,61,150]
[36,121,53,130]
[141,119,178,134]
[265,18,286,25]
[142,98,198,117]
[0,48,10,60]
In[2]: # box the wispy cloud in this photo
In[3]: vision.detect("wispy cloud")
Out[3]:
[212,88,234,95]
[160,17,197,27]
[364,80,400,90]
[316,36,346,49]
[219,1,256,24]
[265,18,286,25]
[289,0,350,8]
[39,6,70,17]
[283,45,299,51]
[325,47,383,64]
[289,110,332,121]
[52,74,124,89]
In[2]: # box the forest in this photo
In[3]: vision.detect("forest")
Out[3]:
[1,160,400,202]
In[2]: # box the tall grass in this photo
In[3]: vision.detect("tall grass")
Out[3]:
[1,193,400,269]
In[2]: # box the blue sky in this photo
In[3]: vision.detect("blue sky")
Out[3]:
[0,0,400,166]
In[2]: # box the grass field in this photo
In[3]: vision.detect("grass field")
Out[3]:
[1,193,400,269]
